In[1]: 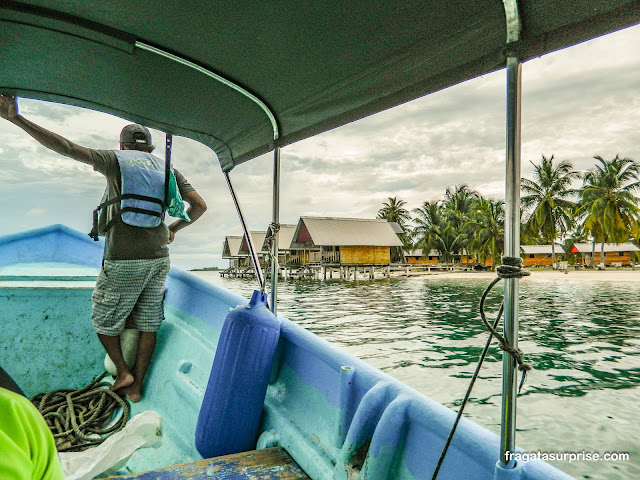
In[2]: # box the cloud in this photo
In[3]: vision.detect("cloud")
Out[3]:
[1,25,640,268]
[26,208,46,216]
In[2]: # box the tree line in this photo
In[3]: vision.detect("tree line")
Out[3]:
[377,154,640,268]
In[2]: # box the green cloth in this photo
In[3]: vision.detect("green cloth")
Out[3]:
[167,170,191,222]
[0,387,65,480]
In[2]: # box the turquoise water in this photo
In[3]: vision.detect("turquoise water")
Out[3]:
[194,271,640,479]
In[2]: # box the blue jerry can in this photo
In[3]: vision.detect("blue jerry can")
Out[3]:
[195,290,281,458]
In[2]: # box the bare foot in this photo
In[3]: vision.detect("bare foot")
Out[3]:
[110,372,134,391]
[119,383,142,403]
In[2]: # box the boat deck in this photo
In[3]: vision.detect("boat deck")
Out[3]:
[104,447,310,479]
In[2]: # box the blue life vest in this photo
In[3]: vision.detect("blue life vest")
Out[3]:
[115,150,166,228]
[90,151,167,240]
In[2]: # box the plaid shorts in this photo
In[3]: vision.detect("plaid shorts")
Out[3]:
[91,257,170,336]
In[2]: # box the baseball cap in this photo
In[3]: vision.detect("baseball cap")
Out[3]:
[120,124,152,145]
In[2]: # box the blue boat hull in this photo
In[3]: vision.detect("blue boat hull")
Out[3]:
[0,225,573,479]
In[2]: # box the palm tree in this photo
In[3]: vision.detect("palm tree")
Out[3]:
[577,155,640,268]
[521,155,580,267]
[412,200,445,261]
[378,197,412,262]
[442,185,481,229]
[377,197,411,231]
[442,184,482,262]
[466,199,505,270]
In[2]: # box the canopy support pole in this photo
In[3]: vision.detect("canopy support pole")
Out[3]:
[224,172,265,291]
[500,0,522,469]
[163,133,172,221]
[500,55,522,469]
[270,147,281,314]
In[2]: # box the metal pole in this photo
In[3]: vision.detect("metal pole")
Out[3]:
[499,0,522,467]
[163,134,172,221]
[224,171,265,290]
[270,147,281,313]
[500,55,522,468]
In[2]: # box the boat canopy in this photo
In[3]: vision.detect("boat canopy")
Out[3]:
[1,1,638,171]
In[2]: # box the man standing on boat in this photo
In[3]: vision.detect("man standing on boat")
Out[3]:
[0,95,207,402]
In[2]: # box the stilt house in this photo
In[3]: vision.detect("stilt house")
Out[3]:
[262,224,301,266]
[222,236,243,268]
[289,217,403,265]
[238,231,268,267]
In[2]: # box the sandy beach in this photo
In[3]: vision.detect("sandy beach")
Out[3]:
[405,268,640,282]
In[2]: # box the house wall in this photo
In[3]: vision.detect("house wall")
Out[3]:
[288,250,321,265]
[407,255,475,265]
[407,256,439,264]
[234,256,267,268]
[523,253,553,267]
[296,222,313,243]
[450,256,500,267]
[340,246,390,264]
[579,252,633,265]
[277,252,294,265]
[474,256,494,267]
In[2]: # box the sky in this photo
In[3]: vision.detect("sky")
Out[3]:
[1,25,639,269]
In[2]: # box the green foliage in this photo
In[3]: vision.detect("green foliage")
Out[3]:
[466,198,505,269]
[377,196,412,230]
[521,155,580,264]
[378,196,412,262]
[377,155,640,267]
[578,155,640,243]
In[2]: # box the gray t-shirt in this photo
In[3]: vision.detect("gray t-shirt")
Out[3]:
[91,149,195,260]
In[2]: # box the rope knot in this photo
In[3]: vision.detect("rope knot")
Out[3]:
[496,256,530,279]
[269,222,281,234]
[479,258,532,394]
[264,222,281,252]
[498,343,531,375]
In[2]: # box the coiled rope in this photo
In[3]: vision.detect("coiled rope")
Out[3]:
[31,372,130,452]
[431,256,531,480]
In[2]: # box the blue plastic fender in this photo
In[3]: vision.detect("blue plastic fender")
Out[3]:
[195,290,281,458]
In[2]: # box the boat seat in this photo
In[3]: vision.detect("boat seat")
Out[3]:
[103,447,310,479]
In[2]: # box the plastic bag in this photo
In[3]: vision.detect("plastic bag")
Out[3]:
[59,410,162,480]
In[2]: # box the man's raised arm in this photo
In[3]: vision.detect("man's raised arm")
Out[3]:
[0,96,95,166]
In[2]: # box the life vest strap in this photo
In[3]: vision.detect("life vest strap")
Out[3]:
[120,207,163,218]
[89,194,166,240]
[122,193,165,207]
[99,194,164,211]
